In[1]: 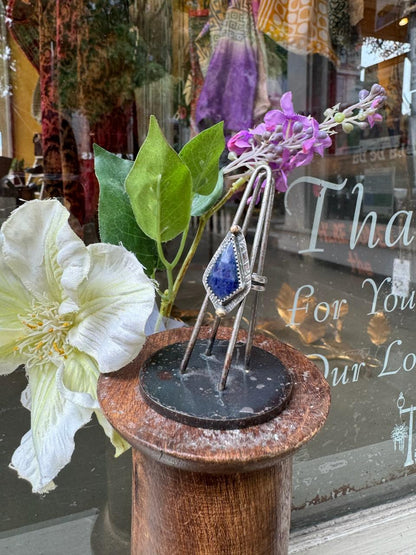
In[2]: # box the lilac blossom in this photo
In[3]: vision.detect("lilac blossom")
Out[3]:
[224,84,386,193]
[227,130,253,155]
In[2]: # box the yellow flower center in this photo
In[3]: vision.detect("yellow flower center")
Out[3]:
[15,300,74,368]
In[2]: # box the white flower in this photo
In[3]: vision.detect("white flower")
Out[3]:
[0,199,155,493]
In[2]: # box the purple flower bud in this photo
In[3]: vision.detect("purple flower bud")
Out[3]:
[370,83,383,95]
[317,130,328,140]
[275,145,283,155]
[272,132,284,142]
[372,95,387,109]
[293,121,303,133]
[266,153,276,162]
[359,89,369,101]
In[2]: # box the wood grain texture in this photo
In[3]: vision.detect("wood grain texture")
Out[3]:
[97,328,330,554]
[98,327,331,473]
[131,450,293,555]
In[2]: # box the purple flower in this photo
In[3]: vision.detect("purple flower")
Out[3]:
[274,171,288,192]
[263,109,285,130]
[226,92,334,193]
[270,148,310,192]
[224,84,384,196]
[368,112,383,128]
[371,96,384,109]
[251,122,268,136]
[359,89,369,101]
[227,130,253,155]
[312,130,332,157]
[370,83,385,96]
[264,92,312,134]
[364,89,385,127]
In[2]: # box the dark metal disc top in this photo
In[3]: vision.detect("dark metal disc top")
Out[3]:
[139,339,293,430]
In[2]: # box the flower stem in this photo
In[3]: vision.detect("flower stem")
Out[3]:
[159,176,248,318]
[157,222,190,318]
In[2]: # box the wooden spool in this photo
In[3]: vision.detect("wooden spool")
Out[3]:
[98,327,330,555]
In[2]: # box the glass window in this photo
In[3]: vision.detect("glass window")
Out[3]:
[1,0,416,549]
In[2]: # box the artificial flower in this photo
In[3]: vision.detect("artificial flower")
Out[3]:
[224,84,386,193]
[227,129,253,154]
[263,91,312,133]
[0,199,155,493]
[368,112,383,128]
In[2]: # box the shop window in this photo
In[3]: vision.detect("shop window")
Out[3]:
[1,0,416,546]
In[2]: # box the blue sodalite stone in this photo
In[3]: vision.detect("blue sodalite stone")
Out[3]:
[206,241,240,300]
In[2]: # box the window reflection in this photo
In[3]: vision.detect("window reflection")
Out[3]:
[1,0,416,542]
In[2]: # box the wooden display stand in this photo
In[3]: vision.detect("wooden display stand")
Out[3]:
[98,327,330,555]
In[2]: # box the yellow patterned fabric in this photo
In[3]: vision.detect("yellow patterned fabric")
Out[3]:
[257,0,337,64]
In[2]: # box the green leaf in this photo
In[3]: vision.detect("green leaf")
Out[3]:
[191,170,224,217]
[179,122,225,195]
[94,144,159,275]
[125,116,192,243]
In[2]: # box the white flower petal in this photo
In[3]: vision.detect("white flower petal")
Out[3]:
[21,384,31,410]
[59,298,80,315]
[11,362,93,493]
[1,200,89,301]
[0,342,26,375]
[58,351,100,410]
[61,350,129,456]
[56,222,90,305]
[0,249,32,324]
[0,241,31,373]
[10,431,57,494]
[0,235,31,340]
[68,244,155,373]
[95,411,130,457]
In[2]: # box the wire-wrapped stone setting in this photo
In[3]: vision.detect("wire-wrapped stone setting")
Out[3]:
[203,227,251,315]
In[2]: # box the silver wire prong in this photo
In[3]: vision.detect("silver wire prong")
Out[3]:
[180,164,275,390]
[180,293,209,373]
[205,315,222,356]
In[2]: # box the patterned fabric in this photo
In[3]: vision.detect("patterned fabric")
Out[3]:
[7,0,86,224]
[187,5,209,136]
[257,0,338,65]
[6,0,39,68]
[328,0,358,51]
[43,0,85,226]
[196,0,264,134]
[254,32,270,122]
[209,0,228,50]
[7,0,137,225]
[194,17,211,77]
[38,0,64,202]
